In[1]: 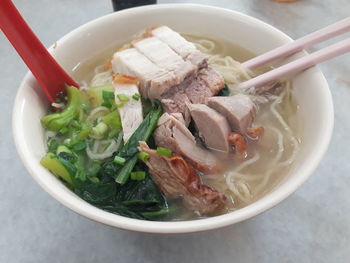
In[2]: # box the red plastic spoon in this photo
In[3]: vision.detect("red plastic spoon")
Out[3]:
[0,0,79,102]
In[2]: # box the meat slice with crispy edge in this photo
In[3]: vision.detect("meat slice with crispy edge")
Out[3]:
[149,26,208,69]
[112,48,163,97]
[207,94,257,134]
[188,103,231,153]
[153,113,222,173]
[138,142,227,215]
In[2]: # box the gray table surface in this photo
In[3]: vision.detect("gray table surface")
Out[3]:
[1,0,350,262]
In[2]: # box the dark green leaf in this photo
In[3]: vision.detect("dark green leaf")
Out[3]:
[217,84,230,96]
[118,105,162,159]
[47,138,59,153]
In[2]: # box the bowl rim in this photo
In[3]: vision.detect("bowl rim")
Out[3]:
[12,3,334,234]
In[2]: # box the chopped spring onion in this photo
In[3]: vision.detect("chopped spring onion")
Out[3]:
[101,101,112,108]
[114,156,126,165]
[77,127,91,140]
[138,152,150,162]
[130,171,146,181]
[91,122,108,137]
[56,145,72,155]
[117,94,130,102]
[102,90,115,100]
[115,101,125,108]
[132,93,141,100]
[156,147,172,157]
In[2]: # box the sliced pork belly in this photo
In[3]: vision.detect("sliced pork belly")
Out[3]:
[149,71,186,100]
[133,37,197,99]
[113,74,143,142]
[150,26,208,68]
[112,48,163,97]
[185,67,225,104]
[188,104,231,153]
[207,94,256,134]
[153,113,221,173]
[132,37,192,71]
[113,46,196,100]
[138,142,227,215]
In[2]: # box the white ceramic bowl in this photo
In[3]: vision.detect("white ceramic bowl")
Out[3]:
[12,4,333,234]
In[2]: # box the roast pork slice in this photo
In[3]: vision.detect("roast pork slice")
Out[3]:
[188,104,231,153]
[112,48,164,97]
[148,66,194,100]
[133,36,186,68]
[185,67,225,104]
[112,48,187,100]
[138,142,227,215]
[113,74,143,142]
[133,37,196,89]
[150,26,208,68]
[154,113,221,173]
[161,92,192,126]
[207,94,256,134]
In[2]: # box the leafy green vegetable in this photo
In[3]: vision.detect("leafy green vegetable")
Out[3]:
[102,90,115,100]
[71,141,86,152]
[101,101,112,108]
[41,86,87,132]
[118,105,162,159]
[114,105,162,184]
[114,155,138,184]
[77,182,116,205]
[217,84,230,96]
[101,205,145,220]
[41,87,169,221]
[40,153,74,187]
[141,98,153,117]
[141,207,170,220]
[47,138,59,152]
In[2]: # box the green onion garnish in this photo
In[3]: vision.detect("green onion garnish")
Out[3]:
[132,93,141,100]
[114,156,126,165]
[91,122,108,137]
[138,151,150,162]
[101,101,112,108]
[156,147,172,157]
[56,145,72,155]
[115,101,125,108]
[102,90,115,100]
[117,94,130,102]
[130,171,146,180]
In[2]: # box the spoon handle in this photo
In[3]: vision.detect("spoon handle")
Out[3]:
[0,0,79,102]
